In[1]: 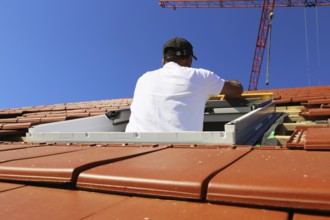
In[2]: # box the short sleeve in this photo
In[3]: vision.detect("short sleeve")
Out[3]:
[196,69,225,96]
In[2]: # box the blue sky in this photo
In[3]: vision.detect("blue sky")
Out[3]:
[1,1,329,109]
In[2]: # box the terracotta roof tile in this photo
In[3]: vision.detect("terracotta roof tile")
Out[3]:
[0,183,290,220]
[304,127,330,150]
[0,145,166,183]
[39,116,67,123]
[0,145,89,164]
[300,108,330,117]
[0,182,24,192]
[22,113,49,118]
[286,126,330,150]
[0,184,128,220]
[207,149,330,212]
[292,95,326,103]
[293,213,330,220]
[65,112,91,119]
[9,116,67,125]
[77,147,251,199]
[1,123,32,130]
[303,99,330,105]
[87,196,289,220]
[17,118,42,123]
[0,142,45,151]
[0,118,19,123]
[89,112,107,116]
[274,98,292,104]
[286,127,307,149]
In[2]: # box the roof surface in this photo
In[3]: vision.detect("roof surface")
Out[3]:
[1,86,330,219]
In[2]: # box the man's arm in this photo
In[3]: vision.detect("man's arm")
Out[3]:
[220,80,244,99]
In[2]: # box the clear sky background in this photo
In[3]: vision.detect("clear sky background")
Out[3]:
[1,1,329,109]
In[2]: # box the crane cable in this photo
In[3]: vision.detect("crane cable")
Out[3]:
[303,4,322,86]
[315,6,321,85]
[304,6,311,86]
[265,10,274,86]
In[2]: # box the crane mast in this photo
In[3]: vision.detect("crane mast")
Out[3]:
[250,0,275,90]
[160,0,330,90]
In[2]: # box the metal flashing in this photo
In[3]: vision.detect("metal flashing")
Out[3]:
[26,98,275,145]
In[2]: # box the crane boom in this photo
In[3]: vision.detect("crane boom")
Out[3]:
[160,0,330,90]
[160,0,330,8]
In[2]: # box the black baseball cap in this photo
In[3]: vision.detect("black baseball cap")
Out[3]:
[163,37,198,60]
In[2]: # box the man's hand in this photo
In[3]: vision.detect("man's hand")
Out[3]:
[220,80,244,99]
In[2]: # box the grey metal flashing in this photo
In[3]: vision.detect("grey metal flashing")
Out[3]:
[29,108,130,133]
[26,99,275,145]
[260,112,288,146]
[27,131,234,145]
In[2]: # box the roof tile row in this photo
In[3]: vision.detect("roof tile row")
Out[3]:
[3,182,329,220]
[245,85,330,106]
[0,143,329,212]
[0,183,290,220]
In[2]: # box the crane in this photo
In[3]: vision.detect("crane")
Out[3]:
[159,0,330,90]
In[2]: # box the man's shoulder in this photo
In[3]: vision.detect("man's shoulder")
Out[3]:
[138,68,162,83]
[190,67,217,78]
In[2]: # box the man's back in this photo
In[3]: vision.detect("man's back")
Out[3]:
[125,62,224,132]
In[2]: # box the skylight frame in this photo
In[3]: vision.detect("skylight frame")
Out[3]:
[26,98,276,145]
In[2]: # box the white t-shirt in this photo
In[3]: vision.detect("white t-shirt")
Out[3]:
[125,62,225,132]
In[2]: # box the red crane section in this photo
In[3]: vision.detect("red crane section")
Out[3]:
[250,0,275,90]
[160,0,330,90]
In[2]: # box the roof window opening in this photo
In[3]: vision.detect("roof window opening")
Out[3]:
[26,94,277,145]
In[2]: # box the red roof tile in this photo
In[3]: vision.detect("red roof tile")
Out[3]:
[0,142,45,151]
[0,182,24,192]
[303,99,330,105]
[292,95,326,103]
[207,149,330,211]
[286,125,330,150]
[304,127,330,150]
[293,213,330,220]
[0,184,128,220]
[77,147,251,199]
[87,196,289,220]
[0,183,290,220]
[1,123,32,130]
[0,144,88,164]
[300,108,330,117]
[0,145,165,183]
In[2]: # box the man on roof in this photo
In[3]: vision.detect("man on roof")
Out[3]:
[125,37,243,132]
